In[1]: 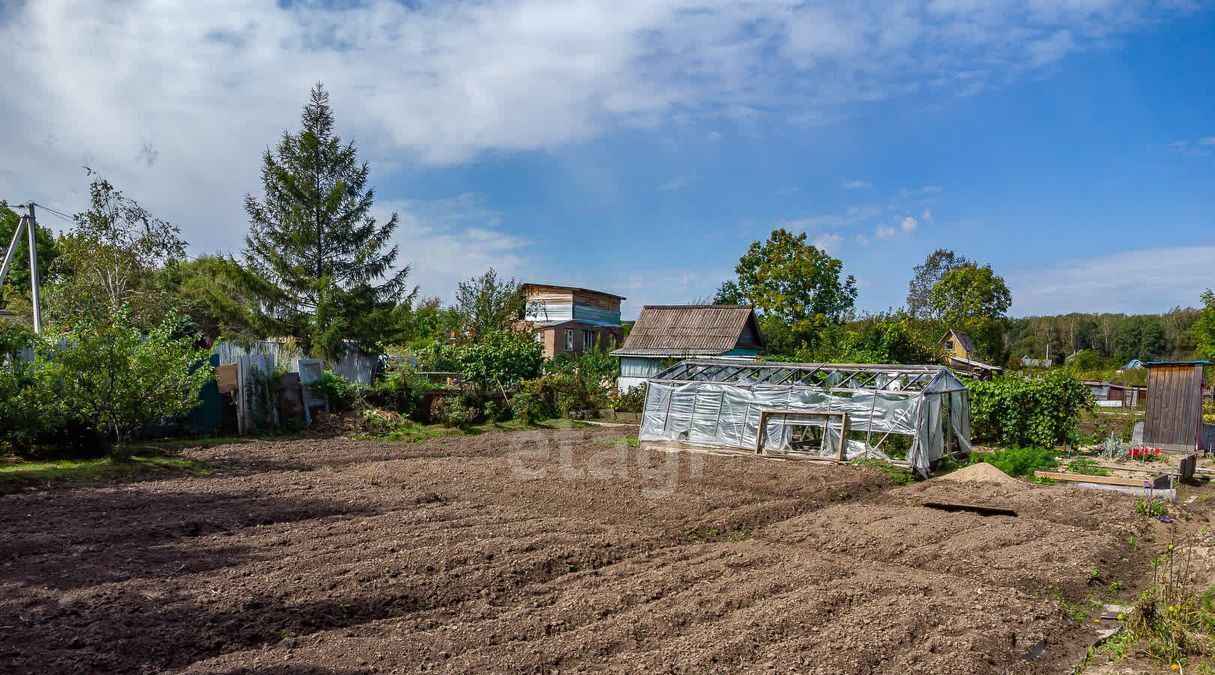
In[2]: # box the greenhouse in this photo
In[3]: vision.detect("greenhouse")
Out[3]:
[639,359,972,476]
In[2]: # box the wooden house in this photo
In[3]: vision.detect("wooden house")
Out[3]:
[939,329,1002,379]
[610,305,764,390]
[520,283,625,359]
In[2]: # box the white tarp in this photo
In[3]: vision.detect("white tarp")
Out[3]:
[640,369,970,476]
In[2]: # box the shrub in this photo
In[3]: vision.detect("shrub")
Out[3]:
[435,395,475,429]
[0,323,63,450]
[367,366,441,416]
[969,447,1057,477]
[37,310,213,448]
[316,370,365,412]
[969,371,1094,448]
[509,391,545,425]
[515,371,608,419]
[608,382,648,413]
[419,330,543,395]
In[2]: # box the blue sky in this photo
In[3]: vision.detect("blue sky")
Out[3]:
[1,0,1212,318]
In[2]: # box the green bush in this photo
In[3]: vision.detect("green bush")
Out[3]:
[0,323,63,450]
[367,366,441,416]
[315,370,365,412]
[609,382,648,413]
[418,329,543,394]
[968,371,1094,448]
[970,447,1057,477]
[0,310,214,453]
[515,371,608,419]
[435,395,475,428]
[509,391,545,425]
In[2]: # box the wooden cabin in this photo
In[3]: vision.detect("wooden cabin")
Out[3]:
[520,283,625,359]
[939,329,1002,379]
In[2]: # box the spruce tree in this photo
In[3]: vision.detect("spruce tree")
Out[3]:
[244,84,412,354]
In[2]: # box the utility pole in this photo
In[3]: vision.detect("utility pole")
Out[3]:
[26,203,41,333]
[0,203,44,334]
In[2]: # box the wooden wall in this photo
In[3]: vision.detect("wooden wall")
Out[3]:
[1143,363,1205,452]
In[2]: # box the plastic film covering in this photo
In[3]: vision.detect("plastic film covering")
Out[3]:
[641,381,945,470]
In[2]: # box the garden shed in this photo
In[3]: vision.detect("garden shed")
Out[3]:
[640,359,972,476]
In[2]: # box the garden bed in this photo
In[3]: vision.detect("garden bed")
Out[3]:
[0,427,1168,673]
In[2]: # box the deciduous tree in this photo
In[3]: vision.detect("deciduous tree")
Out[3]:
[455,268,523,338]
[720,228,857,348]
[907,249,971,320]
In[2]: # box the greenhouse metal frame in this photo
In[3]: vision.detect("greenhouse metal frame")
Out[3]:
[639,359,973,476]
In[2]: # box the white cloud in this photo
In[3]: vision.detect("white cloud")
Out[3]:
[922,208,934,224]
[841,180,872,190]
[814,233,843,254]
[1007,244,1215,315]
[900,216,918,232]
[875,224,897,239]
[1201,136,1215,147]
[707,130,722,142]
[378,195,528,303]
[0,0,1191,300]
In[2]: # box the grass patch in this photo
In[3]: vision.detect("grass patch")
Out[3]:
[969,447,1058,478]
[851,458,916,486]
[0,454,213,489]
[1068,457,1112,477]
[595,436,639,448]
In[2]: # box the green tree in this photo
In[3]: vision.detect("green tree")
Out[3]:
[44,172,186,328]
[244,83,414,355]
[906,248,971,320]
[41,310,213,447]
[721,228,857,349]
[0,322,62,450]
[1114,315,1166,363]
[455,268,523,337]
[929,263,1011,363]
[1193,290,1215,361]
[159,255,279,344]
[0,202,60,311]
[930,263,1011,327]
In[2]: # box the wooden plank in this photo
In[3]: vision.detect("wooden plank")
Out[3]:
[1034,471,1170,488]
[215,363,238,394]
[1180,453,1198,482]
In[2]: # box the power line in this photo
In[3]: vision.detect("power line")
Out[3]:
[31,202,75,223]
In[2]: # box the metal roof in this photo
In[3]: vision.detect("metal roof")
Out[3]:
[650,358,961,393]
[610,305,762,357]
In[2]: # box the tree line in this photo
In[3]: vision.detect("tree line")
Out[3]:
[708,229,1215,371]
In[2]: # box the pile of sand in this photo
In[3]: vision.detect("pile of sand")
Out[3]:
[937,462,1022,485]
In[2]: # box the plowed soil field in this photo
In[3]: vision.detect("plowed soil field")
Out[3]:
[0,426,1152,674]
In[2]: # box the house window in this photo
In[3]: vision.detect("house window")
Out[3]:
[946,340,954,351]
[583,330,595,352]
[564,329,575,352]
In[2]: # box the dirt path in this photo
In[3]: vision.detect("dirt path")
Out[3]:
[0,427,1153,674]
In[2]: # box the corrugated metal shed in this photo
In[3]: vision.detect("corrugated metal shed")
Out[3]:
[610,305,763,357]
[1143,360,1207,452]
